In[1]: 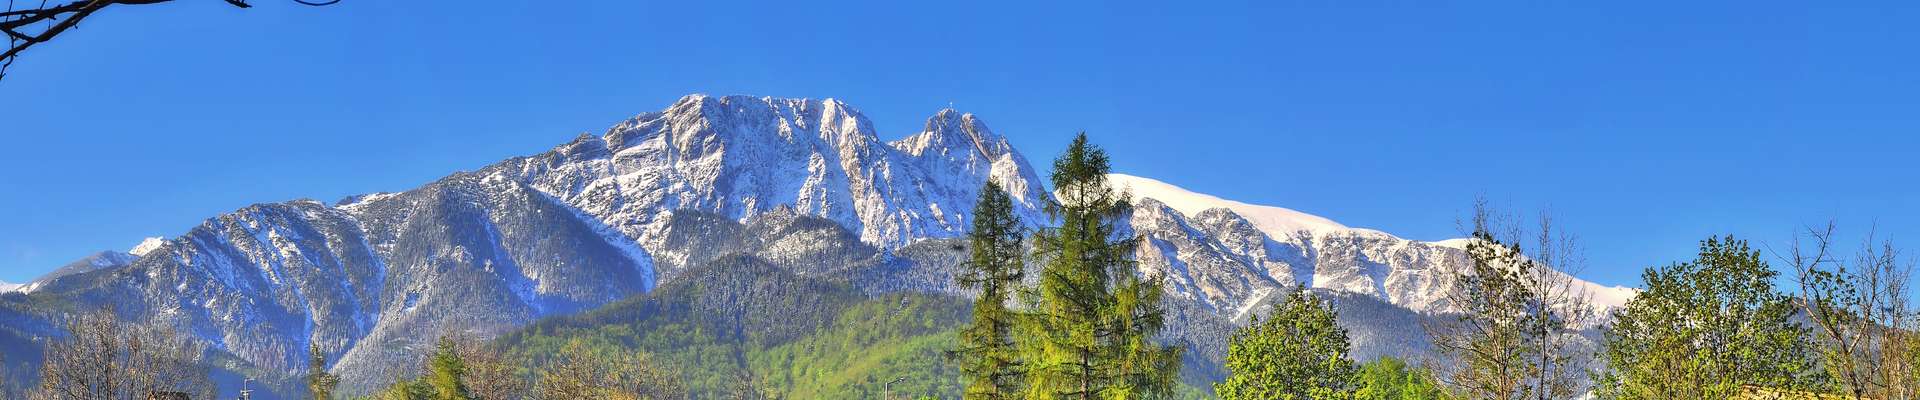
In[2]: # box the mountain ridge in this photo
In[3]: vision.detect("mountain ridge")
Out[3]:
[1,93,1631,397]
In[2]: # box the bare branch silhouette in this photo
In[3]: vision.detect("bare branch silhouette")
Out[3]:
[2,0,334,81]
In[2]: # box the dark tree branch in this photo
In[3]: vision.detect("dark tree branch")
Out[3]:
[2,0,332,82]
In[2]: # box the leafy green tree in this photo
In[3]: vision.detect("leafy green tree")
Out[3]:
[1021,133,1180,399]
[426,337,473,400]
[308,343,341,400]
[1216,286,1359,400]
[375,380,433,400]
[1354,357,1452,400]
[1597,236,1827,399]
[952,180,1029,400]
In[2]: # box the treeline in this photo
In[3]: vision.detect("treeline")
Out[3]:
[349,337,691,400]
[945,135,1920,399]
[1198,201,1920,399]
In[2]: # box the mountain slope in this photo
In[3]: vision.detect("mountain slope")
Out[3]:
[0,95,1052,395]
[0,94,1631,397]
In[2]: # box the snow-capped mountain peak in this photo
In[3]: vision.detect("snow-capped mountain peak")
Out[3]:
[130,236,166,256]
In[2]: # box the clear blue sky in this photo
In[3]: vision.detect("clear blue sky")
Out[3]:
[1,1,1915,288]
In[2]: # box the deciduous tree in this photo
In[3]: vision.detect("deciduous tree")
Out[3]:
[30,307,214,400]
[1787,224,1919,400]
[1424,203,1591,400]
[1597,236,1826,399]
[1216,286,1359,400]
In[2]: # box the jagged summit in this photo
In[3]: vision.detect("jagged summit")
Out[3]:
[894,108,1011,160]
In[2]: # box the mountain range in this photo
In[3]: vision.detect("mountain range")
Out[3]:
[0,94,1632,397]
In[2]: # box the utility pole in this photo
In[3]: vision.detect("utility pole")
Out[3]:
[883,376,908,400]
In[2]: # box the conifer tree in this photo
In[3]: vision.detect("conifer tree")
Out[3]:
[426,337,473,400]
[953,180,1028,400]
[1596,236,1826,399]
[1216,286,1359,400]
[1022,133,1179,399]
[307,343,340,400]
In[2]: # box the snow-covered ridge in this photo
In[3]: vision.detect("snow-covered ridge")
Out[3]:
[1109,172,1636,315]
[1108,173,1378,237]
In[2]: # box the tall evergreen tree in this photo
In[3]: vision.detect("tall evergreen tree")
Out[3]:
[1597,236,1826,399]
[426,337,473,400]
[953,180,1029,400]
[307,343,340,400]
[1216,286,1359,400]
[1022,133,1180,399]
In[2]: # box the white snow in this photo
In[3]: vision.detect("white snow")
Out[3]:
[0,280,20,293]
[1231,286,1278,322]
[1575,281,1639,314]
[1430,238,1474,250]
[130,237,166,256]
[1107,173,1355,236]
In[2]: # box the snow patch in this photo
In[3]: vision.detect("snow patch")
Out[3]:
[1231,286,1279,322]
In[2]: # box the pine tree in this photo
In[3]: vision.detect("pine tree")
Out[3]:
[1022,133,1179,399]
[307,343,341,400]
[953,180,1028,400]
[1216,286,1359,400]
[426,337,473,400]
[1596,236,1826,399]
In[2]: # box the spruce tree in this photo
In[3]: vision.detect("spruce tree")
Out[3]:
[426,337,473,400]
[1596,236,1826,399]
[1216,286,1359,400]
[1022,133,1179,399]
[953,180,1028,400]
[307,343,341,400]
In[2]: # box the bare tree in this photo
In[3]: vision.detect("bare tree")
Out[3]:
[1425,199,1596,400]
[535,341,685,400]
[1,0,337,81]
[31,306,214,400]
[1786,223,1920,400]
[454,338,531,400]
